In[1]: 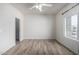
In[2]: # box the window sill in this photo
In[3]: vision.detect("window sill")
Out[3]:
[64,36,79,42]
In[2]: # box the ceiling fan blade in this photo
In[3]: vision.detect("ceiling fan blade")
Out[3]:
[30,5,35,9]
[41,4,52,7]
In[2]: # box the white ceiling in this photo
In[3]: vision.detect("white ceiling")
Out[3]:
[11,3,68,15]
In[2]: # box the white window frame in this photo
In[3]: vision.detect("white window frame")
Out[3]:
[64,14,79,40]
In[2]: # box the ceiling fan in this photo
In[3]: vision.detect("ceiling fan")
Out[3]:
[30,3,52,12]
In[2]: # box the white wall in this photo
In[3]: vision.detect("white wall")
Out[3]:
[0,3,24,54]
[24,14,56,39]
[56,4,79,54]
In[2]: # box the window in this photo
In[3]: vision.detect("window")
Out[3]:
[64,14,78,40]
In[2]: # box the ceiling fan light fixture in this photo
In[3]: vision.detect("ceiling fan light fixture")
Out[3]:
[30,3,52,12]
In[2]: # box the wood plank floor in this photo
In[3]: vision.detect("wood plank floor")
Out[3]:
[3,39,74,55]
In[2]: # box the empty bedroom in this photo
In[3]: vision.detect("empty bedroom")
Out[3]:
[0,3,79,55]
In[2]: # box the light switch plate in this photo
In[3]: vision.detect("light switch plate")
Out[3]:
[0,29,2,32]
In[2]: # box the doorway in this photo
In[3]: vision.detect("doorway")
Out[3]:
[15,17,20,44]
